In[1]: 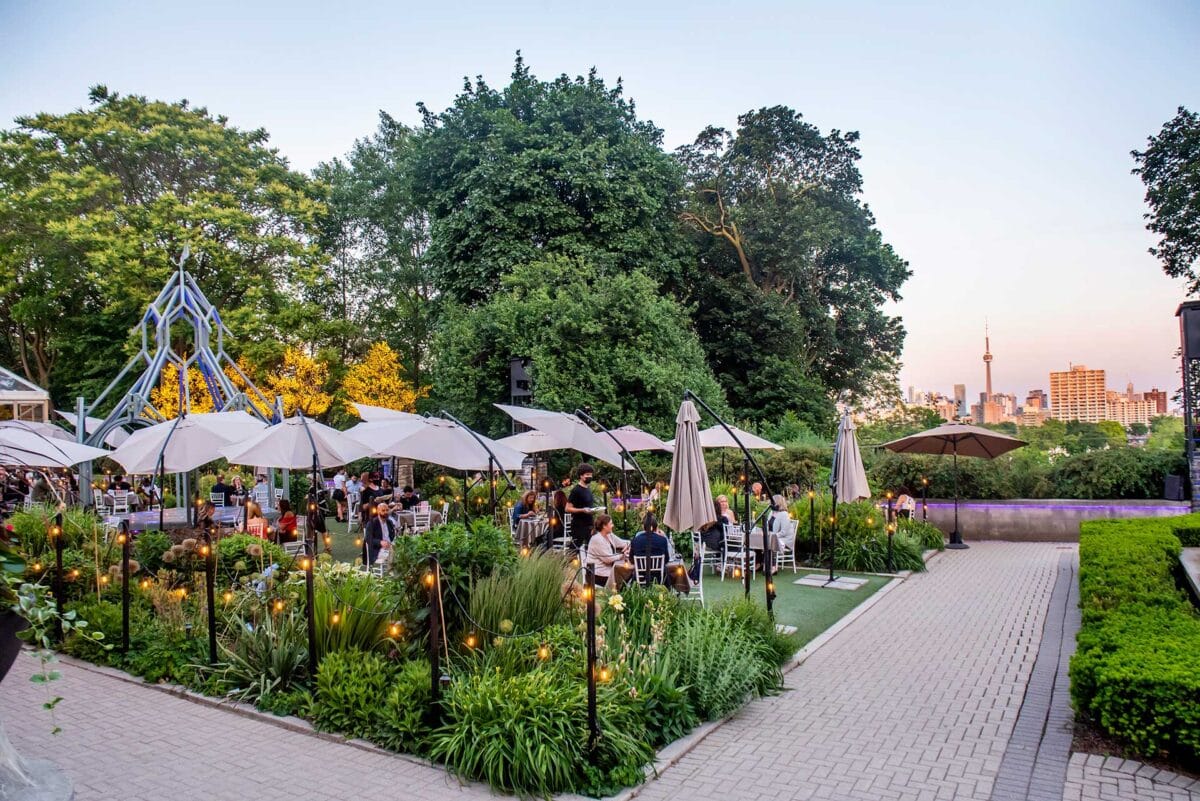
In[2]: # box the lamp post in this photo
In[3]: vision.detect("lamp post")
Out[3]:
[585,565,599,761]
[427,555,443,727]
[119,520,130,653]
[921,477,929,522]
[808,490,815,557]
[886,491,894,529]
[52,512,64,642]
[886,522,896,572]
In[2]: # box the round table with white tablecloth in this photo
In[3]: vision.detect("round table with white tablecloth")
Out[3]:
[514,517,549,548]
[394,509,443,531]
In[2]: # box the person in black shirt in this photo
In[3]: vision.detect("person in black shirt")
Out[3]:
[212,474,232,506]
[629,513,672,586]
[363,503,395,566]
[398,486,421,511]
[565,463,598,547]
[111,474,132,491]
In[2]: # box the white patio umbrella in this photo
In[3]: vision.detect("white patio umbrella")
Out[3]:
[610,425,674,453]
[827,412,871,581]
[495,429,570,453]
[664,399,715,533]
[350,402,426,423]
[109,412,269,473]
[0,420,72,441]
[221,414,372,469]
[346,416,527,472]
[0,427,109,468]
[55,410,130,447]
[494,404,626,468]
[697,425,783,451]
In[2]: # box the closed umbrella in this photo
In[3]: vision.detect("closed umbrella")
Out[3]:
[664,400,716,534]
[610,425,674,453]
[496,429,570,453]
[494,404,626,468]
[828,413,871,581]
[883,422,1026,548]
[0,427,109,468]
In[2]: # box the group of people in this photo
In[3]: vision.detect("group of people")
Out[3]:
[1,467,83,514]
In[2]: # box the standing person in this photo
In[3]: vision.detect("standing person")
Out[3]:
[332,468,348,522]
[362,503,395,566]
[565,463,599,548]
[359,472,381,525]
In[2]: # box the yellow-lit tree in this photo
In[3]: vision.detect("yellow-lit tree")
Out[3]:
[223,357,275,419]
[266,347,331,416]
[342,342,426,416]
[148,363,216,418]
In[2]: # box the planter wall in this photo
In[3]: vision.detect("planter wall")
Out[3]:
[918,498,1190,542]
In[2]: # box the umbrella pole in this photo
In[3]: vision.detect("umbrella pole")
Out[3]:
[947,448,969,549]
[158,454,166,533]
[620,454,627,531]
[489,457,497,519]
[829,488,838,584]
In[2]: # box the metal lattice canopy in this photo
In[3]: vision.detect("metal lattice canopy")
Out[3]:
[79,247,278,450]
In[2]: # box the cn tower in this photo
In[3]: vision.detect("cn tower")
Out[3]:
[983,324,993,400]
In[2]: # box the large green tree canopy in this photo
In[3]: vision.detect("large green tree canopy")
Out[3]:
[431,257,726,437]
[674,106,910,421]
[1134,106,1200,293]
[0,86,328,403]
[409,55,689,305]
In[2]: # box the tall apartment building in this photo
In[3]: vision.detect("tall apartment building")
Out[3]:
[1144,388,1168,415]
[1105,397,1159,426]
[1050,365,1107,422]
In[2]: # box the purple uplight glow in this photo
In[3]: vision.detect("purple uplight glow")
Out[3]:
[921,501,1186,513]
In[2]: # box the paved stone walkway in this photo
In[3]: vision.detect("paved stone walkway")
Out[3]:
[636,541,1065,801]
[3,541,1193,801]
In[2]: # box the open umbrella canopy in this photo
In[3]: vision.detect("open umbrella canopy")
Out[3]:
[830,413,871,502]
[109,412,269,473]
[348,416,526,471]
[0,420,72,441]
[610,425,674,453]
[221,414,372,469]
[56,410,130,447]
[495,428,570,453]
[883,422,1026,458]
[350,403,426,423]
[494,404,626,468]
[696,425,783,451]
[664,399,716,533]
[0,427,110,468]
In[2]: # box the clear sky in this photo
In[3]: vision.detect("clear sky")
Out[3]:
[2,1,1198,403]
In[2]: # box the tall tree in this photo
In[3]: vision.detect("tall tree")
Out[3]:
[676,107,910,419]
[266,347,332,417]
[312,114,435,387]
[0,86,329,405]
[1134,107,1200,293]
[431,257,727,437]
[341,341,426,416]
[410,55,690,304]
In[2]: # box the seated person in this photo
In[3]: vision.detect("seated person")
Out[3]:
[699,499,730,554]
[30,475,56,504]
[629,513,671,585]
[586,514,629,586]
[716,494,737,524]
[196,500,217,530]
[111,473,133,491]
[211,474,231,506]
[276,499,299,542]
[896,493,915,519]
[239,501,270,539]
[511,490,539,525]
[137,476,159,509]
[398,485,421,511]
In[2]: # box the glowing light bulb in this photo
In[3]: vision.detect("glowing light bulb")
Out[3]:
[32,562,41,572]
[537,644,550,661]
[117,534,126,545]
[389,623,401,638]
[330,612,341,625]
[223,591,233,603]
[423,572,435,588]
[465,633,477,649]
[273,599,284,612]
[598,666,611,682]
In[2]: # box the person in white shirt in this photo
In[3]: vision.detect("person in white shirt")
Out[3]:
[586,514,629,586]
[332,468,348,522]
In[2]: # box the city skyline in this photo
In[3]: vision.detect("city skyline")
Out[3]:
[1,3,1197,401]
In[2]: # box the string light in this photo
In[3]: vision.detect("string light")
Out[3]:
[581,587,592,601]
[273,599,284,612]
[355,538,363,547]
[69,569,79,579]
[464,633,477,649]
[200,544,210,556]
[324,535,332,546]
[867,517,873,526]
[423,572,435,588]
[389,622,402,638]
[116,534,126,545]
[99,575,109,585]
[139,579,151,589]
[330,611,341,625]
[537,644,550,661]
[520,547,530,557]
[300,557,312,570]
[176,588,187,599]
[598,666,611,683]
[733,568,741,579]
[32,562,42,572]
[766,581,775,593]
[223,591,233,603]
[808,490,815,499]
[50,526,61,538]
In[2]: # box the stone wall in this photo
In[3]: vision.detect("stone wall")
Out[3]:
[914,499,1190,542]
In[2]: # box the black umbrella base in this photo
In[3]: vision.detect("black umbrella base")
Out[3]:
[947,530,969,550]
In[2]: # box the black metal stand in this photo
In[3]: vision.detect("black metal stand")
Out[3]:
[53,512,64,642]
[428,555,443,727]
[947,450,969,549]
[743,458,751,599]
[204,529,217,665]
[886,525,895,573]
[585,564,598,762]
[921,478,928,522]
[120,521,130,653]
[828,489,839,584]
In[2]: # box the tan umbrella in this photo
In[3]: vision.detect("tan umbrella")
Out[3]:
[664,399,716,533]
[824,413,871,581]
[883,422,1026,548]
[610,425,674,453]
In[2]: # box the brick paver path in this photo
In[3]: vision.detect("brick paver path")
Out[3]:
[1064,754,1200,801]
[637,541,1066,801]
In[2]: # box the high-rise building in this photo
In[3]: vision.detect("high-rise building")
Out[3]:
[1105,397,1159,426]
[1145,388,1168,415]
[953,384,966,417]
[1050,365,1107,422]
[1024,389,1048,410]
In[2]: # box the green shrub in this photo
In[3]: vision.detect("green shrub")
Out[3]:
[715,596,794,668]
[62,598,140,664]
[902,519,945,551]
[1070,515,1200,762]
[134,530,171,574]
[469,550,569,637]
[374,659,433,754]
[312,568,395,657]
[216,534,288,584]
[7,506,102,556]
[212,610,310,708]
[627,652,697,748]
[120,617,209,685]
[831,527,924,573]
[312,649,396,738]
[1172,525,1200,547]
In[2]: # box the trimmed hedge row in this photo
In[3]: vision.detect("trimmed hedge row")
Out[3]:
[1070,515,1200,761]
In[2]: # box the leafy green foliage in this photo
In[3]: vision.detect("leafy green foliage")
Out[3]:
[1070,515,1200,762]
[1133,107,1200,292]
[468,550,569,637]
[411,55,688,306]
[311,568,395,657]
[373,659,433,755]
[212,610,310,708]
[134,530,171,575]
[311,649,396,738]
[216,534,288,584]
[6,507,102,557]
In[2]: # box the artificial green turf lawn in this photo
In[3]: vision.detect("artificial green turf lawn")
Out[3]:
[319,515,893,650]
[701,567,891,649]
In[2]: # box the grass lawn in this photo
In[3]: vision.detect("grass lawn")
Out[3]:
[318,515,892,652]
[702,567,892,649]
